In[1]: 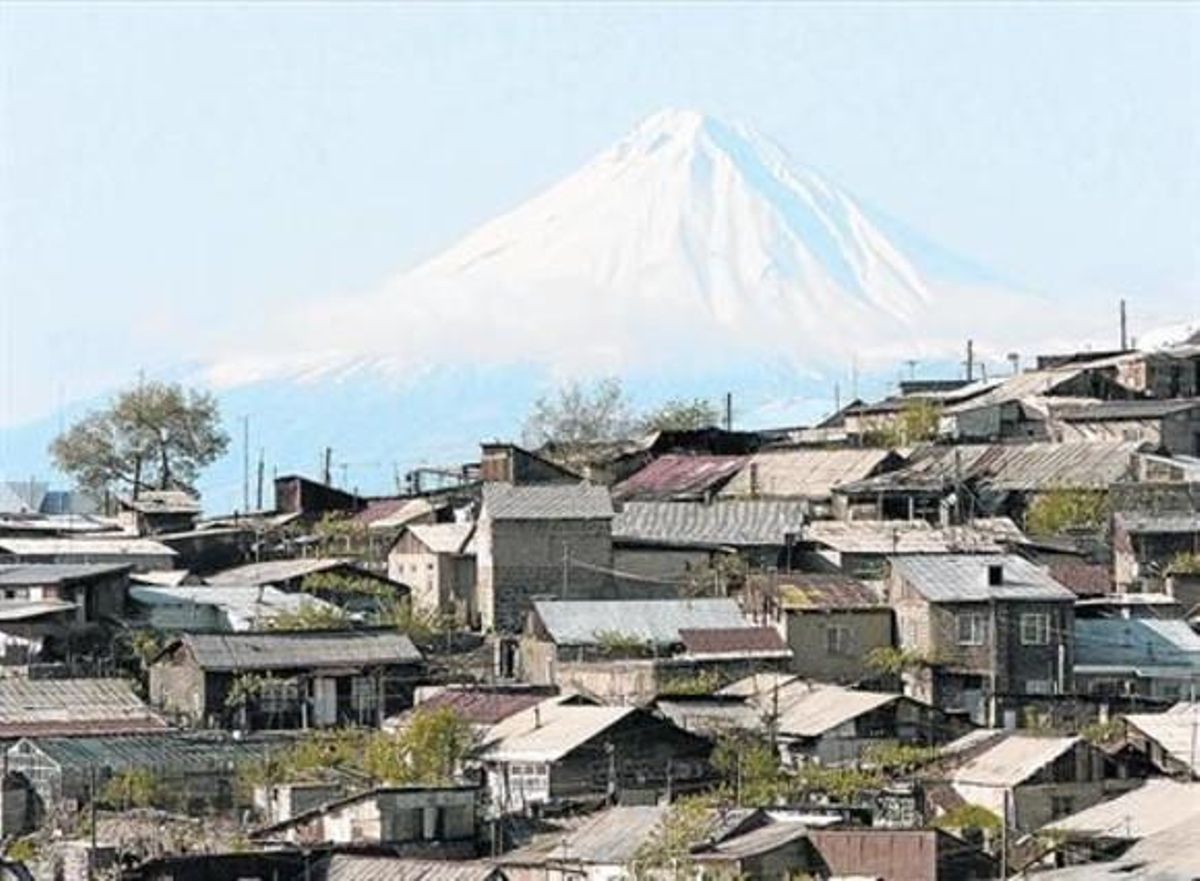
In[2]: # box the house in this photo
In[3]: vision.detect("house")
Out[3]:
[1030,815,1200,881]
[1040,778,1200,866]
[317,855,506,881]
[0,537,177,572]
[799,520,1013,580]
[804,828,997,881]
[835,441,1143,523]
[205,558,409,617]
[5,731,288,818]
[479,443,582,485]
[251,784,482,856]
[611,500,807,576]
[744,572,893,684]
[387,523,477,622]
[405,686,553,733]
[718,675,968,766]
[690,821,815,878]
[128,584,343,632]
[947,732,1137,832]
[519,598,789,703]
[0,563,133,666]
[1112,511,1200,590]
[117,491,202,535]
[717,447,902,514]
[477,695,712,813]
[887,554,1077,726]
[611,454,747,502]
[156,527,253,575]
[274,474,364,520]
[1120,703,1200,777]
[1074,617,1200,702]
[475,483,615,633]
[0,677,167,740]
[1049,398,1200,456]
[148,629,424,730]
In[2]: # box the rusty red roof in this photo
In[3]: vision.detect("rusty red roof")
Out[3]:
[1047,561,1113,597]
[750,572,880,610]
[678,627,790,658]
[417,689,548,725]
[612,454,747,501]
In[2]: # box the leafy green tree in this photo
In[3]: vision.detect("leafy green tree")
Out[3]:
[864,646,936,677]
[628,794,717,880]
[266,603,352,631]
[522,377,636,451]
[99,767,159,809]
[711,731,787,806]
[50,380,229,497]
[877,399,941,446]
[640,397,721,433]
[1025,489,1108,536]
[376,705,476,785]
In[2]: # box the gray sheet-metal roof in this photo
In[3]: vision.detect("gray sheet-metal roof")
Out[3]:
[0,677,168,738]
[699,821,811,860]
[768,683,899,738]
[1032,816,1200,880]
[0,600,77,620]
[1115,512,1200,535]
[10,731,289,772]
[206,557,362,585]
[1123,706,1200,774]
[719,448,894,500]
[612,500,806,547]
[324,856,499,881]
[0,538,177,558]
[1042,778,1200,838]
[130,585,340,631]
[480,699,636,763]
[1075,619,1200,672]
[942,367,1088,414]
[0,562,133,585]
[119,491,201,514]
[1054,398,1200,421]
[952,735,1080,786]
[481,483,613,520]
[173,629,422,671]
[406,522,475,555]
[532,598,747,645]
[504,805,667,864]
[805,521,1004,555]
[891,554,1075,602]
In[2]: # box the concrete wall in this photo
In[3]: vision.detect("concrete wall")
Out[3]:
[785,608,893,683]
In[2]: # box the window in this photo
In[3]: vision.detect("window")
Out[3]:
[1020,613,1051,646]
[826,625,852,655]
[1025,679,1054,695]
[957,612,986,646]
[351,676,379,722]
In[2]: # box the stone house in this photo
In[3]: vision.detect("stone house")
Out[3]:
[743,572,893,684]
[251,784,482,856]
[116,490,201,536]
[479,443,582,485]
[1050,399,1200,456]
[475,483,614,633]
[1112,512,1200,590]
[148,629,424,730]
[948,733,1138,832]
[887,554,1076,727]
[477,695,712,814]
[387,522,477,623]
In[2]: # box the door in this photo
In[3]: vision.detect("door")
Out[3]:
[313,677,338,726]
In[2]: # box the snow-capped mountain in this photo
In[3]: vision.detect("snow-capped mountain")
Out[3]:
[207,109,1053,389]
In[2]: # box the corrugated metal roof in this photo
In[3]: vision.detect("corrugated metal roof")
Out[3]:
[129,585,340,631]
[841,441,1142,494]
[206,558,358,585]
[771,684,899,737]
[719,448,894,500]
[1042,778,1200,838]
[175,629,422,671]
[1075,619,1200,672]
[1046,561,1112,597]
[1115,512,1200,534]
[699,821,810,859]
[805,521,1004,555]
[678,627,790,658]
[0,600,77,620]
[0,678,168,738]
[416,689,547,726]
[718,672,801,698]
[406,523,475,555]
[481,483,613,521]
[119,491,201,514]
[480,698,636,763]
[0,563,132,585]
[130,569,195,586]
[942,368,1088,414]
[891,554,1075,602]
[10,731,290,771]
[612,455,747,502]
[500,805,667,865]
[532,598,747,645]
[1124,706,1200,774]
[612,501,806,547]
[758,573,879,610]
[324,856,498,881]
[952,735,1080,786]
[0,538,177,558]
[1054,398,1200,421]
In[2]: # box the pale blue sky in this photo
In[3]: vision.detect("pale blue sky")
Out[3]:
[2,2,1197,430]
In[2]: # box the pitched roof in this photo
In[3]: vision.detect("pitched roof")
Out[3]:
[481,483,613,520]
[770,684,900,738]
[351,497,435,530]
[952,735,1080,786]
[1053,398,1200,421]
[891,554,1075,602]
[1114,512,1200,535]
[119,491,201,514]
[206,557,361,586]
[415,689,548,726]
[500,805,667,865]
[941,367,1091,414]
[169,629,422,671]
[612,500,806,547]
[805,520,1005,555]
[678,627,791,659]
[1123,705,1200,774]
[406,522,475,555]
[0,538,177,558]
[762,573,880,610]
[0,563,133,585]
[323,856,499,881]
[129,584,341,631]
[480,698,637,762]
[12,731,291,772]
[532,598,748,646]
[697,821,811,860]
[1046,561,1113,597]
[0,677,168,738]
[1075,618,1200,673]
[1041,778,1200,838]
[719,448,895,500]
[612,455,747,502]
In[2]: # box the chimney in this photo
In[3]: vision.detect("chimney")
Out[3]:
[749,463,760,498]
[987,563,1004,587]
[533,706,542,729]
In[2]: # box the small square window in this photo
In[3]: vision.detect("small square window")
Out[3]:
[1020,613,1050,646]
[957,613,986,646]
[826,626,852,655]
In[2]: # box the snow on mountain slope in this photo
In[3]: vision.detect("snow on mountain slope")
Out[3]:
[207,109,1058,388]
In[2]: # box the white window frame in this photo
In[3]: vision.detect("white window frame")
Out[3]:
[956,612,986,646]
[1020,612,1051,646]
[826,624,852,656]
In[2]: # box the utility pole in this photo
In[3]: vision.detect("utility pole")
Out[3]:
[561,542,569,598]
[1120,298,1129,350]
[834,382,841,413]
[1000,788,1008,878]
[965,339,975,382]
[725,392,733,431]
[242,415,250,513]
[256,448,265,511]
[323,446,332,485]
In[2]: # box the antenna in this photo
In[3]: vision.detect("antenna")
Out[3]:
[1120,298,1129,350]
[1006,352,1020,375]
[904,359,918,380]
[965,339,975,382]
[242,416,250,513]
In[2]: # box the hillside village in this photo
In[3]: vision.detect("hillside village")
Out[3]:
[2,335,1200,881]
